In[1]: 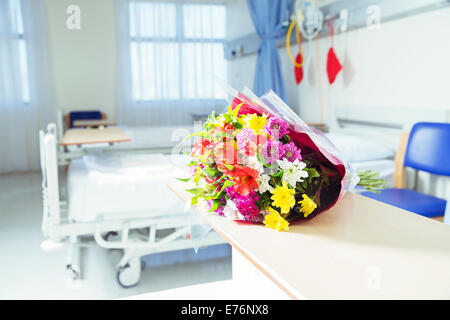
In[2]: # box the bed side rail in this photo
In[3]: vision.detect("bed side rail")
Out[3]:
[40,127,61,239]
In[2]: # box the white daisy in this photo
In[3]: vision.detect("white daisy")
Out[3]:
[257,174,274,193]
[277,158,309,188]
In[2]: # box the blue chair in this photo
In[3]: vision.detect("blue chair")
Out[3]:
[362,122,450,218]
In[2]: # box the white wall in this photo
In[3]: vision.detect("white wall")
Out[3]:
[226,1,450,127]
[299,6,450,126]
[45,0,117,120]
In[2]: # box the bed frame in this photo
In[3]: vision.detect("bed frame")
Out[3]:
[39,124,225,288]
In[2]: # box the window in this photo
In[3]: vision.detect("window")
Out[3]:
[8,0,30,103]
[128,1,227,102]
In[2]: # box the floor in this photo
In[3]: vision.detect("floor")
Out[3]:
[0,172,232,300]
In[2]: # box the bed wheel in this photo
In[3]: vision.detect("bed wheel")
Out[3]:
[66,264,81,281]
[104,231,118,241]
[116,257,141,288]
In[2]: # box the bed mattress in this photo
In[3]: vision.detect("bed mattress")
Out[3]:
[67,153,191,222]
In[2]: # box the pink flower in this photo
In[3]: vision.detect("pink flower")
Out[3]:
[264,117,288,139]
[188,165,197,177]
[281,142,302,162]
[229,190,260,222]
[205,199,226,216]
[236,128,257,156]
[215,205,225,216]
[261,140,285,164]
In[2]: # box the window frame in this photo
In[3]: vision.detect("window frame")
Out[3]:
[10,0,31,104]
[128,1,227,103]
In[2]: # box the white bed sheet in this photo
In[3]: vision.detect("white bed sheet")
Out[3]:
[67,153,191,222]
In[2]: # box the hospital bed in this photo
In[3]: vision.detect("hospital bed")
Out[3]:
[40,124,225,288]
[55,110,194,164]
[58,125,193,166]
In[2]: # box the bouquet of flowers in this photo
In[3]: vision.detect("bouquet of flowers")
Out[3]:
[180,89,384,231]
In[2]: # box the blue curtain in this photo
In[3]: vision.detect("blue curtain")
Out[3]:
[247,0,293,101]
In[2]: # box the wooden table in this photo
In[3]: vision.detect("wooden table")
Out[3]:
[72,119,116,128]
[59,127,131,146]
[167,179,450,299]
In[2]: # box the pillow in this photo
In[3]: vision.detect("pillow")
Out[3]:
[325,133,394,162]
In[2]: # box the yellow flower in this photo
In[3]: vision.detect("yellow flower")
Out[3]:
[263,207,289,232]
[298,194,317,217]
[270,181,295,214]
[243,113,268,134]
[215,115,226,128]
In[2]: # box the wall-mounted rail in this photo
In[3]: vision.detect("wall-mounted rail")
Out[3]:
[224,0,450,60]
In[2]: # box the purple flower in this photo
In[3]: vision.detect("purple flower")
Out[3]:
[281,142,302,162]
[236,128,256,151]
[225,186,236,200]
[205,199,214,211]
[261,140,285,164]
[225,187,260,221]
[206,198,226,216]
[215,206,225,216]
[264,117,289,139]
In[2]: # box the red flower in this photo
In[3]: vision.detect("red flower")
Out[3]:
[191,139,212,156]
[224,123,234,131]
[224,165,259,196]
[214,140,239,166]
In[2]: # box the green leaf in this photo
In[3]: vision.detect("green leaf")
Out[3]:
[280,134,290,144]
[191,196,199,207]
[232,121,243,129]
[216,180,233,195]
[301,181,307,189]
[304,168,320,179]
[186,188,205,195]
[203,180,233,201]
[232,103,243,117]
[176,177,191,182]
[204,167,220,178]
[274,170,284,178]
[209,199,221,212]
[182,131,205,143]
[223,164,234,171]
[223,113,233,123]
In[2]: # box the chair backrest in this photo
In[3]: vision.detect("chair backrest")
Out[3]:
[404,122,450,176]
[68,110,102,128]
[39,128,60,237]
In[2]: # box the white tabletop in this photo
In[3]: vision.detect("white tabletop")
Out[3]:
[168,179,450,299]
